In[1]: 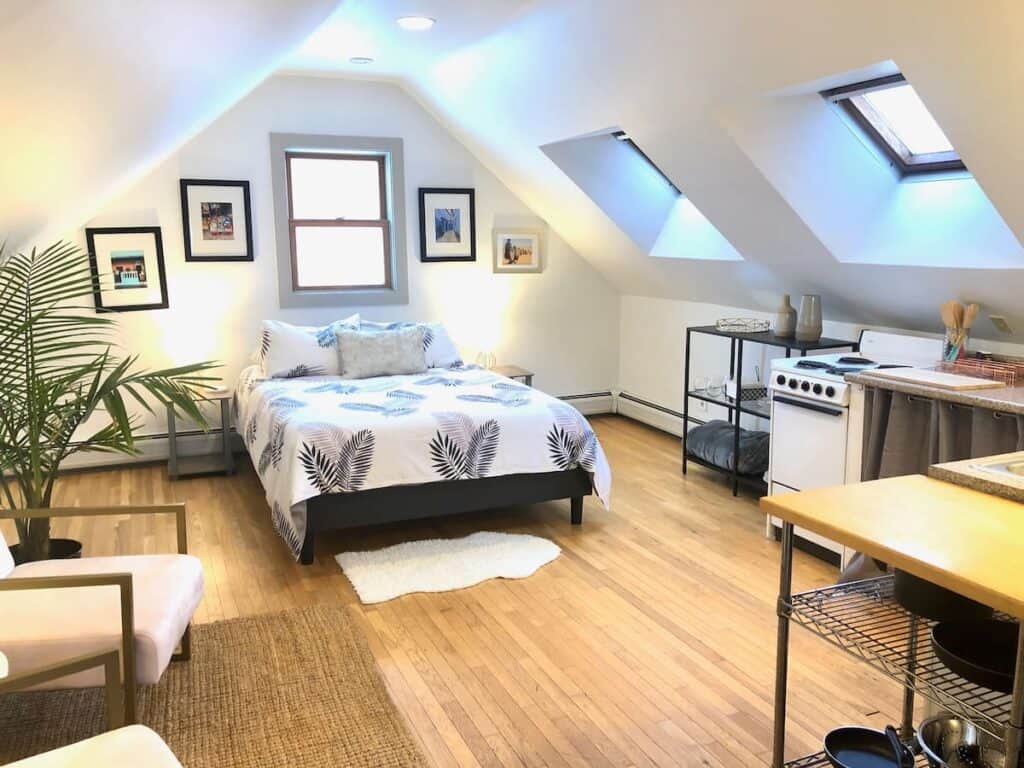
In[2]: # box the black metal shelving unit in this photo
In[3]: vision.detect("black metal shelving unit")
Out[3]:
[681,325,858,496]
[771,530,1024,767]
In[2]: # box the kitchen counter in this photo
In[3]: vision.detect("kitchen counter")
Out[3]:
[930,451,1024,504]
[760,474,1024,617]
[845,369,1024,414]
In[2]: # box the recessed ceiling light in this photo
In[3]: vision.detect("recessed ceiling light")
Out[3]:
[349,56,374,65]
[396,15,435,31]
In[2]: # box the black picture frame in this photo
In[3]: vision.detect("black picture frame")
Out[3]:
[418,187,476,262]
[85,226,169,312]
[179,178,254,262]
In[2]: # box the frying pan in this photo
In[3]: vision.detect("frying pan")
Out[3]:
[824,725,914,768]
[932,620,1018,694]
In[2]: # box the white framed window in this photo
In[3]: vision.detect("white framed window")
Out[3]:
[270,134,408,307]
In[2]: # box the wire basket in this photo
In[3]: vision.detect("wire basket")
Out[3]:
[715,318,770,333]
[934,359,1022,386]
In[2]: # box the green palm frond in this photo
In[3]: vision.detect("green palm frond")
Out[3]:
[0,241,220,559]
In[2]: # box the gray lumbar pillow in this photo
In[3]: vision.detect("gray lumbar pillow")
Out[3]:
[336,326,428,379]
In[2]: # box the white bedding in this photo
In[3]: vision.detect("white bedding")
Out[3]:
[235,365,612,558]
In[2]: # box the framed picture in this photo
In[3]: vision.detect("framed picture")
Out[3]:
[85,226,169,312]
[179,178,253,261]
[418,187,476,262]
[493,228,544,274]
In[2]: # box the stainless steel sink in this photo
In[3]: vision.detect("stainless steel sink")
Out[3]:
[970,457,1024,481]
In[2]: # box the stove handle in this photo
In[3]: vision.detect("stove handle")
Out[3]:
[772,394,845,417]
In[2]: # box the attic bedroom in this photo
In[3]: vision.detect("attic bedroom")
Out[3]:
[2,2,1024,767]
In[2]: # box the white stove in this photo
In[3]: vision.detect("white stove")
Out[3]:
[769,354,885,407]
[765,331,945,566]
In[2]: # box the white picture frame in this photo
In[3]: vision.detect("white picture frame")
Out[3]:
[493,228,544,274]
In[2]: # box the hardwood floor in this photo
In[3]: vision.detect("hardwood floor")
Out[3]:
[2,416,909,766]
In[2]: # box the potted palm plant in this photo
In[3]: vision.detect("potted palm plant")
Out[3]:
[0,241,219,562]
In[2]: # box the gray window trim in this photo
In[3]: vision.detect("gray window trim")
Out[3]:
[269,132,408,308]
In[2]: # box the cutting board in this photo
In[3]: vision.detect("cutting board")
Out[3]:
[866,367,1006,391]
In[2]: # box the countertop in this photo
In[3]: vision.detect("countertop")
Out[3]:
[930,451,1024,504]
[760,474,1024,617]
[845,370,1024,414]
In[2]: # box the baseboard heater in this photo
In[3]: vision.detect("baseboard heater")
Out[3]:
[560,391,614,415]
[615,391,703,437]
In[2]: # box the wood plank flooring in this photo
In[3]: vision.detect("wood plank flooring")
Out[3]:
[1,416,910,766]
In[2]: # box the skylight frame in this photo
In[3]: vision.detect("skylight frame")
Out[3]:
[821,74,966,177]
[611,131,682,195]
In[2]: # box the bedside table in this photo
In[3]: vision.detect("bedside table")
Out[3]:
[492,365,534,387]
[167,390,235,480]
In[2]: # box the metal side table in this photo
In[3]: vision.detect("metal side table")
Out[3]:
[167,391,235,480]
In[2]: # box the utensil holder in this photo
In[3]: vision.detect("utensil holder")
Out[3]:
[943,328,968,360]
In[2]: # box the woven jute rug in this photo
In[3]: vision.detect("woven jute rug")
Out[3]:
[0,604,428,767]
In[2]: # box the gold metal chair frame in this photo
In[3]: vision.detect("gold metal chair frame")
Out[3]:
[0,504,191,724]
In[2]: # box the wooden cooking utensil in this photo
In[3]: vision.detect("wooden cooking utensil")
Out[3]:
[940,300,959,331]
[963,303,980,330]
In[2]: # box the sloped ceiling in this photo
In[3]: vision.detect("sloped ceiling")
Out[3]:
[288,0,1024,339]
[0,0,341,248]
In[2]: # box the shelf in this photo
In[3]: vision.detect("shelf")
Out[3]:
[170,454,234,480]
[687,325,858,352]
[683,453,768,489]
[786,575,1013,741]
[786,749,929,767]
[688,390,772,419]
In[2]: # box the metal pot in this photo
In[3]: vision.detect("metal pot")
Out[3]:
[893,570,993,622]
[917,713,1005,768]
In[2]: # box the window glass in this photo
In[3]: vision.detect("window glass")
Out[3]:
[293,226,388,289]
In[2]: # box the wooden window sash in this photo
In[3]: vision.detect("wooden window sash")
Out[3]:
[285,151,392,291]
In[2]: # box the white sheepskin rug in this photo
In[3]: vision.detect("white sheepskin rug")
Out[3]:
[335,531,561,604]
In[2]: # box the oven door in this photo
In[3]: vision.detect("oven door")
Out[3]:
[769,393,849,491]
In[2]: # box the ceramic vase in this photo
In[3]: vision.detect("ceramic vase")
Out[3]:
[795,294,823,342]
[774,294,797,338]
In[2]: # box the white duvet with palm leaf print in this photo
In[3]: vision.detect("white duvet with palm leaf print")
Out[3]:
[235,365,611,558]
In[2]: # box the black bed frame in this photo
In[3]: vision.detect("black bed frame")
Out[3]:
[299,468,591,564]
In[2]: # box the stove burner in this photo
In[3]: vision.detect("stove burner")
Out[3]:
[794,360,832,370]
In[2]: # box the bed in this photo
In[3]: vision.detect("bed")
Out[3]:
[235,364,612,564]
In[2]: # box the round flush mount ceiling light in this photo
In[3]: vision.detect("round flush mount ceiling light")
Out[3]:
[396,15,435,31]
[349,56,374,65]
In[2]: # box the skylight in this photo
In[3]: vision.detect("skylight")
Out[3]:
[611,131,681,195]
[821,74,965,176]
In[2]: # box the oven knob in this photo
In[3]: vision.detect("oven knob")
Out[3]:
[776,374,786,386]
[788,378,798,389]
[801,381,810,392]
[813,383,823,395]
[825,386,836,398]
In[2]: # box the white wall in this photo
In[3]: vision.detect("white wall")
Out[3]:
[619,294,1024,436]
[73,75,619,445]
[0,0,339,248]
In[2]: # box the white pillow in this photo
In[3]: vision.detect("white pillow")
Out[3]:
[259,315,360,378]
[359,320,462,369]
[337,326,428,379]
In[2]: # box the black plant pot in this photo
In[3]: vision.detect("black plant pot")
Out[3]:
[9,537,83,565]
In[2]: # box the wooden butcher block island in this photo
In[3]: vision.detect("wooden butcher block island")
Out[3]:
[761,474,1024,768]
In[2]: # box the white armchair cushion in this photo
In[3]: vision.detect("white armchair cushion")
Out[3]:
[0,525,13,578]
[1,554,203,687]
[5,725,182,768]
